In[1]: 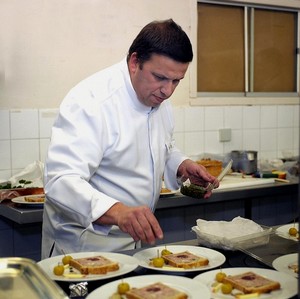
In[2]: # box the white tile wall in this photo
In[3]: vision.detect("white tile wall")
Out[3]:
[224,106,243,129]
[204,107,224,130]
[39,109,58,138]
[242,129,260,151]
[10,109,39,139]
[224,129,243,153]
[0,108,58,179]
[173,104,299,163]
[277,128,294,155]
[184,131,204,156]
[278,105,294,127]
[260,106,277,128]
[0,110,10,139]
[293,106,299,127]
[0,140,11,170]
[243,106,260,129]
[184,107,204,131]
[11,139,40,171]
[260,128,277,151]
[0,105,299,179]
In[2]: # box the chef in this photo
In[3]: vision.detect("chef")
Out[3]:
[41,19,218,259]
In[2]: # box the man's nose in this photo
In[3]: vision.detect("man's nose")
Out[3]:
[161,81,175,98]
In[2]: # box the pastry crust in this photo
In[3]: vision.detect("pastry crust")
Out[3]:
[162,251,209,269]
[69,255,119,275]
[24,195,45,202]
[222,271,281,294]
[125,282,188,299]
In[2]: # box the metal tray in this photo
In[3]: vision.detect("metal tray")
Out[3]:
[0,257,68,299]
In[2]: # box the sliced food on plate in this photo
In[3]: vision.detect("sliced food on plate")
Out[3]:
[288,263,298,274]
[222,271,280,295]
[69,255,120,275]
[160,188,179,196]
[24,194,45,202]
[133,245,225,272]
[194,267,298,299]
[272,253,298,278]
[152,250,209,269]
[160,187,172,193]
[86,274,211,299]
[11,194,45,205]
[125,282,188,299]
[37,252,138,282]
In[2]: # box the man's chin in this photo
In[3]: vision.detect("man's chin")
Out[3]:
[151,101,162,108]
[152,95,165,105]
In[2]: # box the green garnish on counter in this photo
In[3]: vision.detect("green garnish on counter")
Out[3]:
[0,179,33,189]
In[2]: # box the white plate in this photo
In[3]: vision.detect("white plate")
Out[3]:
[194,267,298,299]
[272,253,298,278]
[11,194,45,205]
[133,245,226,273]
[37,252,138,282]
[87,274,210,299]
[160,189,179,197]
[275,223,299,241]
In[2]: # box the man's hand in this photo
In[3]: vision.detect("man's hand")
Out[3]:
[96,202,163,244]
[177,159,219,198]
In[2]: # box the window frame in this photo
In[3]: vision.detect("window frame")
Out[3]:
[189,0,300,105]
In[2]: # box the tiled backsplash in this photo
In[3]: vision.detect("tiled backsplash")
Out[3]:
[0,105,299,180]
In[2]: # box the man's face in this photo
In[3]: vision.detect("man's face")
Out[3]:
[128,53,189,107]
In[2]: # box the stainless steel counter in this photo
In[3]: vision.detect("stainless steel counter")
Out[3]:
[0,179,298,225]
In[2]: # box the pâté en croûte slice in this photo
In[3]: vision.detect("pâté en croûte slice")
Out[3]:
[69,255,119,275]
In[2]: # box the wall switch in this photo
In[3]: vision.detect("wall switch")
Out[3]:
[219,128,231,142]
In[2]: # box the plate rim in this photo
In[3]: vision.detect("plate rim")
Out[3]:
[160,189,180,196]
[11,194,45,205]
[133,244,226,273]
[275,223,299,241]
[37,251,139,282]
[272,253,298,278]
[86,274,211,299]
[193,266,298,299]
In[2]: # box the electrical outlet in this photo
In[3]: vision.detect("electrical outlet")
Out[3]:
[219,128,231,142]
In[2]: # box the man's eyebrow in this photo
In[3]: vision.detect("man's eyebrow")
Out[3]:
[152,72,184,81]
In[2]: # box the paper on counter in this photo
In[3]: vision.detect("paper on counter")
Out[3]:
[192,216,268,250]
[9,160,44,188]
[195,216,263,239]
[0,161,44,202]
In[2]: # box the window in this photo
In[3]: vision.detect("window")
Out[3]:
[194,1,299,103]
[252,9,297,92]
[197,3,245,92]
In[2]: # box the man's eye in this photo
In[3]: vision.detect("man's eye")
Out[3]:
[154,74,165,81]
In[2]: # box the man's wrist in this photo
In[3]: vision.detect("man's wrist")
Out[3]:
[96,202,123,225]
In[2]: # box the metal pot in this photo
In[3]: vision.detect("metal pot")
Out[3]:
[231,150,257,174]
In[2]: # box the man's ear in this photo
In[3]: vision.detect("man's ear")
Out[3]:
[128,52,139,74]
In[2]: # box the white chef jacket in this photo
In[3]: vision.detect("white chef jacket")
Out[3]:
[41,58,187,259]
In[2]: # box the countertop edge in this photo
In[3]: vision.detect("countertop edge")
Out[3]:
[0,180,298,224]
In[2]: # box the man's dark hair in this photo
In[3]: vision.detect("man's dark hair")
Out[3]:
[127,19,193,64]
